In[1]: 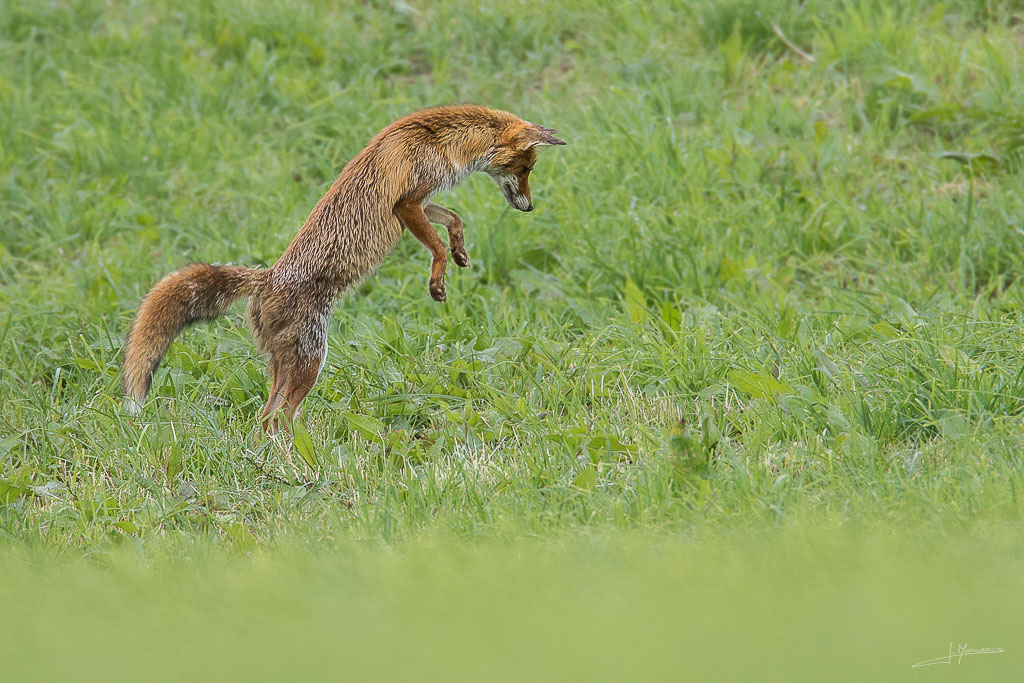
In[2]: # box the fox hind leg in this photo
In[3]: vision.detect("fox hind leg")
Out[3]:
[260,356,288,434]
[259,314,329,434]
[260,354,323,435]
[254,296,330,434]
[280,357,322,424]
[262,355,322,434]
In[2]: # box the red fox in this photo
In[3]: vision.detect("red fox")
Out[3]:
[123,105,565,432]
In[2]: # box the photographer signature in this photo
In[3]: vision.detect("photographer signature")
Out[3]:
[912,642,1004,668]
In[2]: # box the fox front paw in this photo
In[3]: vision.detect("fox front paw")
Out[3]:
[429,281,447,302]
[452,246,471,268]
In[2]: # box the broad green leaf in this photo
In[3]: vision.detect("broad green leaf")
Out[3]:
[720,21,745,84]
[383,397,419,417]
[701,416,721,451]
[587,432,637,462]
[78,497,118,521]
[939,344,970,371]
[292,420,319,468]
[777,306,797,339]
[346,413,385,440]
[718,255,743,282]
[572,465,597,490]
[166,443,183,479]
[814,350,841,383]
[0,479,29,505]
[827,404,850,432]
[660,301,682,333]
[728,370,792,400]
[246,37,268,74]
[872,320,899,338]
[938,411,969,438]
[226,522,257,552]
[73,357,101,371]
[622,276,646,324]
[813,119,829,146]
[114,520,139,535]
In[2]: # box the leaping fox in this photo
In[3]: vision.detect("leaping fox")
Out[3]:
[123,105,565,432]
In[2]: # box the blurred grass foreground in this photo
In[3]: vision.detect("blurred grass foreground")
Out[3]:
[2,528,1021,680]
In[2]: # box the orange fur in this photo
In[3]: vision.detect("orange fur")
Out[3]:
[123,105,565,432]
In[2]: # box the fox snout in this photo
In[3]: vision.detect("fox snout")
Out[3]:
[494,175,533,212]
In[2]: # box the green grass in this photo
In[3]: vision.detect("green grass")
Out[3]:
[2,0,1024,677]
[2,526,1022,680]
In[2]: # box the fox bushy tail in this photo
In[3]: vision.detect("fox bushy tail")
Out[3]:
[123,263,264,414]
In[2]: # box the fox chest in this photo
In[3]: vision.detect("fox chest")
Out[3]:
[429,159,485,198]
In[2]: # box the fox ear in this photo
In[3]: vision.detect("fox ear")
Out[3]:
[523,124,566,148]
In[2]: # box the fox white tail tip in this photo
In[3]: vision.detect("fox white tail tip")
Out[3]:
[124,396,143,416]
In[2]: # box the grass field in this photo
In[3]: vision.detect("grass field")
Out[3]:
[2,0,1024,678]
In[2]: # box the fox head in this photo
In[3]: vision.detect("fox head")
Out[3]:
[487,123,566,212]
